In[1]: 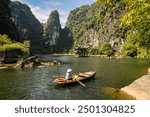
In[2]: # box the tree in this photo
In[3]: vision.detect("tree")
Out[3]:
[23,40,30,48]
[0,34,30,54]
[120,0,150,57]
[90,48,100,55]
[121,42,137,57]
[99,42,114,56]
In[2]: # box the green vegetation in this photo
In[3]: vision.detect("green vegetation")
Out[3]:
[66,0,126,55]
[120,0,150,58]
[66,5,89,47]
[0,34,30,54]
[90,48,100,55]
[90,42,114,56]
[66,0,150,58]
[1,0,149,57]
[99,42,114,56]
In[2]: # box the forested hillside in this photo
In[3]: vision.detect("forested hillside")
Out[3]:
[0,0,149,57]
[66,0,150,57]
[66,0,126,55]
[120,0,150,57]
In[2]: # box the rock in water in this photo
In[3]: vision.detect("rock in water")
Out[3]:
[121,75,150,100]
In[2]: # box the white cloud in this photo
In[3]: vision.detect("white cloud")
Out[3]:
[48,1,62,7]
[11,0,18,1]
[58,10,69,28]
[30,5,50,23]
[29,5,69,28]
[27,2,68,27]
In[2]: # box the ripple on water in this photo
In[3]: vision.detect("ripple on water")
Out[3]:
[0,56,149,99]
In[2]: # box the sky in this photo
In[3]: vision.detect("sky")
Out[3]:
[11,0,95,27]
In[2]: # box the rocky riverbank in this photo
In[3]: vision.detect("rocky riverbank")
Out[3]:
[121,68,150,100]
[0,56,60,69]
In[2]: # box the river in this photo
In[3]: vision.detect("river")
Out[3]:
[0,55,149,100]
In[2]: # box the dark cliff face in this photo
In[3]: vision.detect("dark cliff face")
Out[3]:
[8,2,72,54]
[66,0,126,51]
[59,27,73,53]
[9,1,43,53]
[43,10,61,53]
[42,10,73,53]
[0,0,125,54]
[0,0,20,41]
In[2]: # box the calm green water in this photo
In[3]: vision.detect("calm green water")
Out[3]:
[0,55,149,100]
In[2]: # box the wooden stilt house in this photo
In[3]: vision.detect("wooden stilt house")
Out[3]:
[74,46,89,57]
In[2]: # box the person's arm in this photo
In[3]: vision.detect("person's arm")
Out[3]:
[70,72,73,77]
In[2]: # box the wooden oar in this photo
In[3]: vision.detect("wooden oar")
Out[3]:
[73,75,86,87]
[53,75,64,78]
[77,80,86,87]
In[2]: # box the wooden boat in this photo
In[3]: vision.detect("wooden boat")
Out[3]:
[54,71,96,84]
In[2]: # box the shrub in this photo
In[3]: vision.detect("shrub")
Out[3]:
[90,48,100,55]
[99,42,114,56]
[0,34,30,54]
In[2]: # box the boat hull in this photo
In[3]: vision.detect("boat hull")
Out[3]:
[54,71,96,84]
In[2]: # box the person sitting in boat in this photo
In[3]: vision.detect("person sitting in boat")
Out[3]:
[65,68,73,80]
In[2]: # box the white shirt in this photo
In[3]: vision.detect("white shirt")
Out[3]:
[65,72,72,80]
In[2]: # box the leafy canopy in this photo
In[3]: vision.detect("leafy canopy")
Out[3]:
[120,0,150,57]
[99,42,114,56]
[0,34,30,54]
